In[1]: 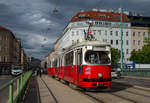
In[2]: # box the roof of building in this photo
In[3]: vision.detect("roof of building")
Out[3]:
[71,10,130,22]
[0,26,11,31]
[0,26,17,39]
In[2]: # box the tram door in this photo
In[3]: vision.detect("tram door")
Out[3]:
[75,49,82,85]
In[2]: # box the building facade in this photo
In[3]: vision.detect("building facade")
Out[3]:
[0,26,24,74]
[131,27,149,51]
[55,9,131,62]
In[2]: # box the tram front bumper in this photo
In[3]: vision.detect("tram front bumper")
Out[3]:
[79,78,112,88]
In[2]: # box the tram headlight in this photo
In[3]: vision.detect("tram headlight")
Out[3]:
[97,73,103,78]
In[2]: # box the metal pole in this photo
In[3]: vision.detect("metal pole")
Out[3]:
[120,7,123,70]
[9,80,13,103]
[17,79,20,94]
[21,75,23,89]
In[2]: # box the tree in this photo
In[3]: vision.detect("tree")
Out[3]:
[130,36,150,63]
[111,48,121,66]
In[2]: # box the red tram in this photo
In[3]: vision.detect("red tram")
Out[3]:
[48,41,111,89]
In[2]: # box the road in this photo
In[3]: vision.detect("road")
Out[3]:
[36,75,150,103]
[0,76,13,86]
[0,76,14,103]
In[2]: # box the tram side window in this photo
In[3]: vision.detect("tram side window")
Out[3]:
[65,51,74,66]
[53,59,57,67]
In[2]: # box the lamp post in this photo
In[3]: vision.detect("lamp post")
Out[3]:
[86,20,93,40]
[120,7,123,70]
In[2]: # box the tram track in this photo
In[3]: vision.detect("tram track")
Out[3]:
[110,93,137,103]
[112,81,150,96]
[79,90,136,103]
[81,91,104,103]
[110,82,150,103]
[112,86,150,98]
[133,86,150,92]
[41,78,59,103]
[78,82,150,103]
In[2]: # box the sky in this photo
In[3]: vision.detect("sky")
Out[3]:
[0,0,150,59]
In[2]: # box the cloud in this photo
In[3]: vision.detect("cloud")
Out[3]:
[0,0,150,59]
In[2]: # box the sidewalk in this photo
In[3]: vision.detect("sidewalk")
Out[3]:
[37,76,56,103]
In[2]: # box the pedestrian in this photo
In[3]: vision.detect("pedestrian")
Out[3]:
[117,67,121,77]
[39,67,42,77]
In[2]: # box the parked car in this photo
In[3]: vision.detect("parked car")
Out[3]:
[11,65,23,76]
[111,69,120,79]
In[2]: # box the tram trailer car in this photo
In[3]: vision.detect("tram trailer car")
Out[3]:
[48,41,111,89]
[47,52,56,77]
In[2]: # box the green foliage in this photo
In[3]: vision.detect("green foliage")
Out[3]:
[111,48,121,66]
[130,37,150,63]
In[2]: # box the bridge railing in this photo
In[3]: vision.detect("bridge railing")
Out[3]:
[122,68,150,77]
[0,70,32,103]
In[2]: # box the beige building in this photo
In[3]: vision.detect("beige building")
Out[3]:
[0,26,23,74]
[21,48,27,69]
[0,26,18,64]
[131,27,149,51]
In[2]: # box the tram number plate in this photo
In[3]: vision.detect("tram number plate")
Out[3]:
[97,83,103,87]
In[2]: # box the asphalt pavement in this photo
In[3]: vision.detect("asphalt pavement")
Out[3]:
[113,76,150,88]
[0,75,13,103]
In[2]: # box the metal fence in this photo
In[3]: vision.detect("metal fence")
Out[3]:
[122,68,150,77]
[0,70,32,103]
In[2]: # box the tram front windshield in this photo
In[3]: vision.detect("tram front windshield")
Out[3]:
[85,51,110,64]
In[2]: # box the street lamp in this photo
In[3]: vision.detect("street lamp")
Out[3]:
[86,20,94,40]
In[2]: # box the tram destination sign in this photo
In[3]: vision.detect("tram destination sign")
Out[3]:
[93,46,106,51]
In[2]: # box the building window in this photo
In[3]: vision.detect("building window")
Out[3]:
[5,36,7,40]
[4,56,7,62]
[116,31,118,36]
[110,31,113,36]
[111,40,113,45]
[138,40,141,45]
[79,14,86,18]
[138,32,140,37]
[72,31,74,36]
[98,30,101,35]
[76,31,79,35]
[0,56,1,62]
[93,30,96,35]
[126,49,128,54]
[126,32,128,36]
[133,32,135,36]
[133,40,136,45]
[116,40,118,45]
[143,32,146,37]
[0,36,2,40]
[114,15,120,19]
[126,40,128,45]
[99,14,107,18]
[4,46,7,52]
[103,39,107,42]
[105,30,107,35]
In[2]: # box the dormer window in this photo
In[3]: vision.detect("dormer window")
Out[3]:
[79,14,86,18]
[99,14,109,18]
[114,15,120,19]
